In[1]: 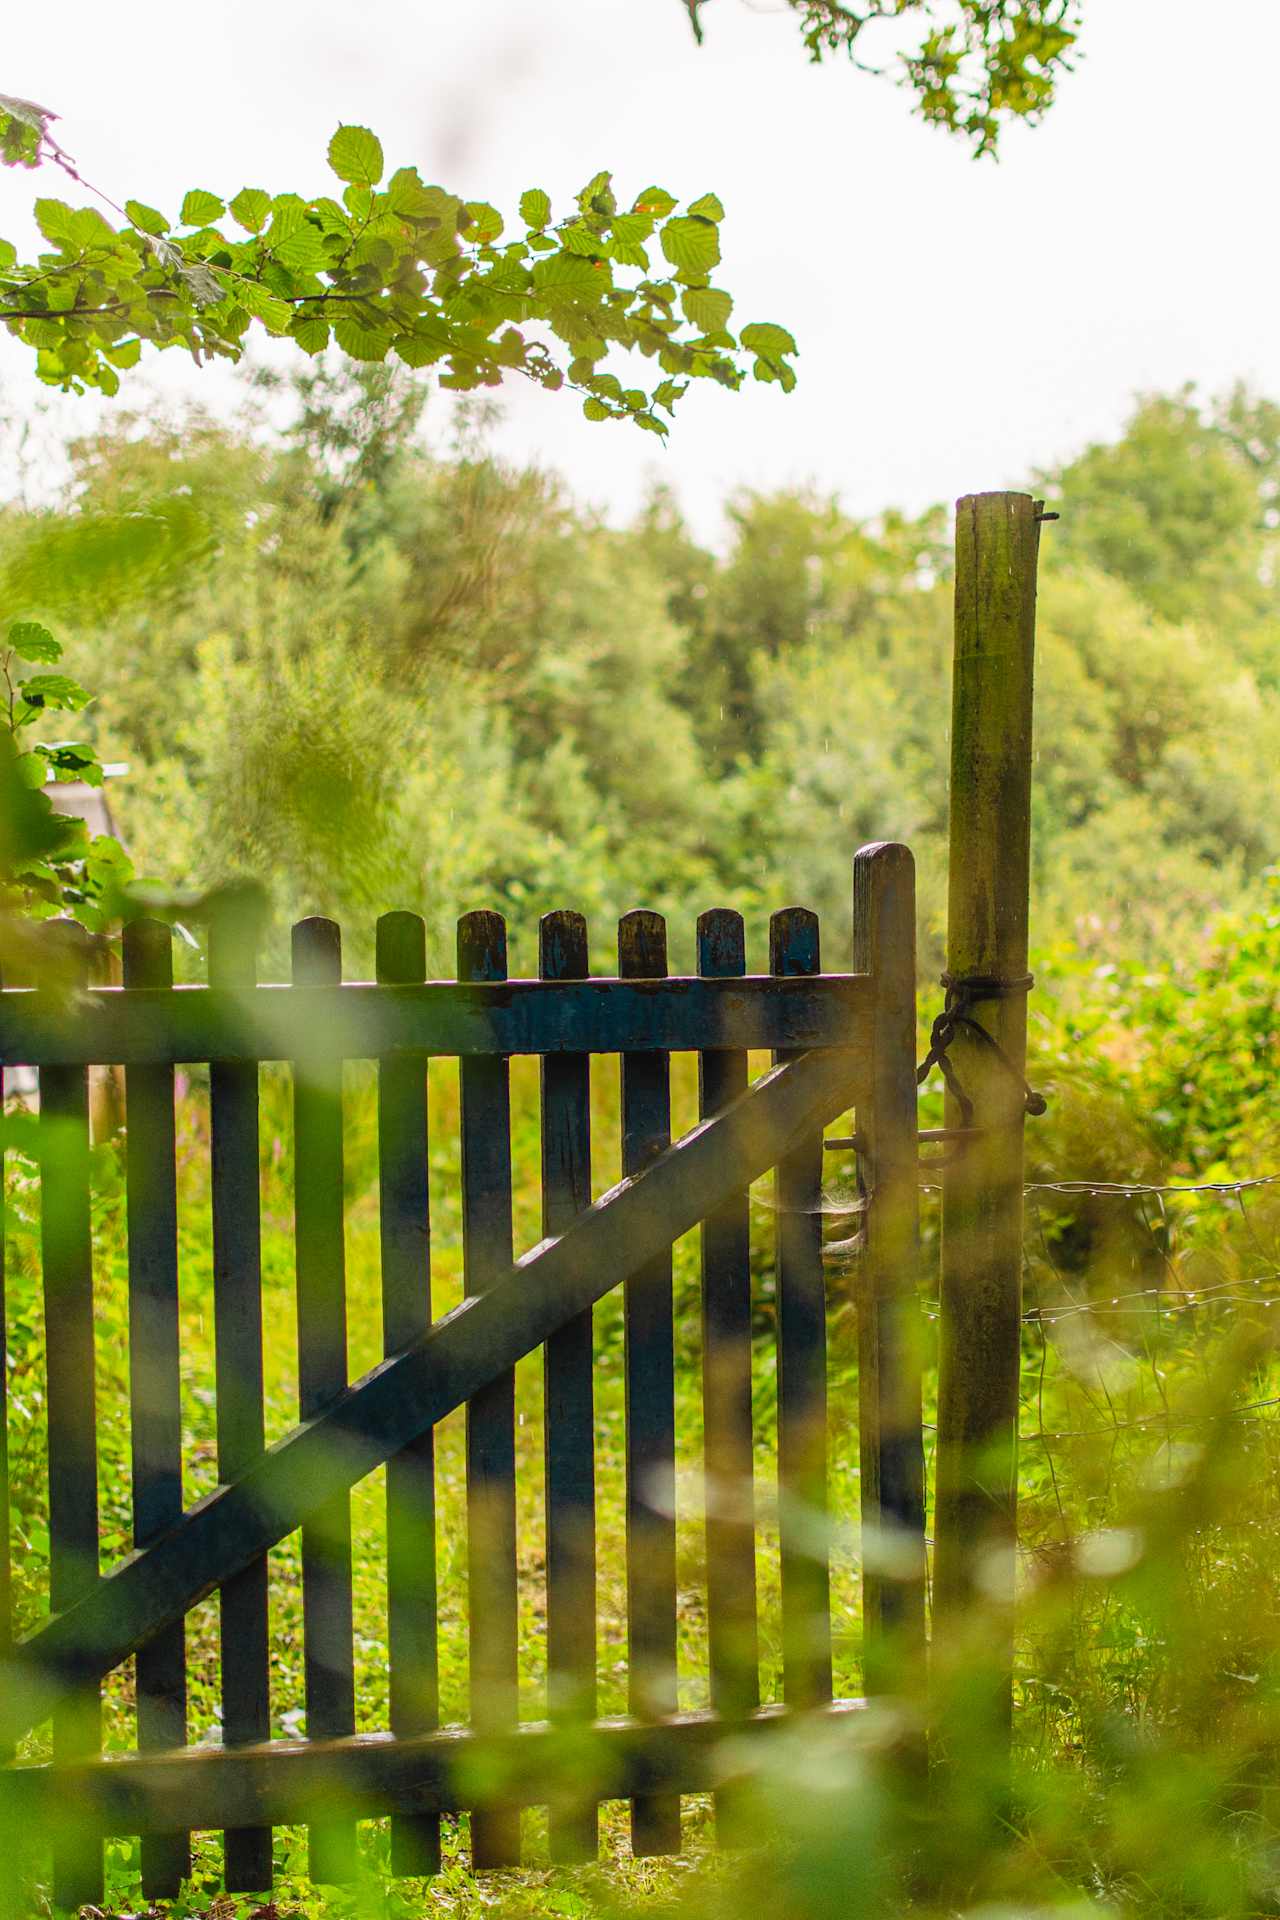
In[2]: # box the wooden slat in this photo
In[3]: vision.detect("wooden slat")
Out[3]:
[122,919,190,1898]
[457,910,520,1869]
[851,845,927,1686]
[4,1701,869,1835]
[697,911,758,1843]
[0,975,876,1068]
[39,923,103,1910]
[376,911,440,1879]
[292,918,356,1885]
[5,1044,864,1745]
[539,911,597,1864]
[209,903,272,1893]
[619,910,681,1858]
[0,1028,9,1774]
[770,909,833,1709]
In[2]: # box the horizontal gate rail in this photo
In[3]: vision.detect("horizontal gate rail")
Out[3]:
[0,844,926,1896]
[0,1041,866,1753]
[0,973,872,1068]
[2,1702,867,1835]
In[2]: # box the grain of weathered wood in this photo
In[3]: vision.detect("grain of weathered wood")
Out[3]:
[770,908,833,1710]
[539,910,598,1864]
[122,918,190,1899]
[39,921,103,1911]
[4,1701,869,1835]
[376,910,440,1879]
[933,493,1041,1733]
[696,909,758,1844]
[209,904,273,1893]
[3,1044,865,1750]
[0,974,876,1068]
[619,910,682,1857]
[292,918,357,1885]
[851,847,926,1691]
[458,910,521,1869]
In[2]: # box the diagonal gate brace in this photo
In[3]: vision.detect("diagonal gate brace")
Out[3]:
[0,1043,862,1750]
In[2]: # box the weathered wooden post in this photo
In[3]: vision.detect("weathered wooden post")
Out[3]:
[932,492,1043,1735]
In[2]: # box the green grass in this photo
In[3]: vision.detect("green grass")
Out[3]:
[5,1048,1280,1919]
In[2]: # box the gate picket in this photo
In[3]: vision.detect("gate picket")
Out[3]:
[619,910,682,1858]
[770,908,833,1709]
[40,922,103,1911]
[376,910,441,1879]
[0,852,924,1892]
[539,909,598,1863]
[292,918,357,1885]
[697,909,759,1842]
[210,903,273,1892]
[123,919,190,1899]
[458,910,520,1869]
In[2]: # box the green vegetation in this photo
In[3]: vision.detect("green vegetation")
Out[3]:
[0,366,1277,1918]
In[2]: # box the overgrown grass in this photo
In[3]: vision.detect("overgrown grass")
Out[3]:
[4,980,1280,1919]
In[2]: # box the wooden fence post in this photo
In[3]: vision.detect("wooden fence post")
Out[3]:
[932,492,1043,1729]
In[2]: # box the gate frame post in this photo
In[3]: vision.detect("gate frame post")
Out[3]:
[932,491,1043,1734]
[853,843,927,1693]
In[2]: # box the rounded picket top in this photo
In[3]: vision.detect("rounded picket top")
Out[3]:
[696,908,745,978]
[376,910,426,984]
[539,909,588,981]
[617,909,666,978]
[291,916,342,983]
[769,905,819,976]
[457,908,507,981]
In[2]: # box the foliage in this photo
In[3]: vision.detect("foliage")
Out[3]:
[0,96,796,433]
[685,0,1081,154]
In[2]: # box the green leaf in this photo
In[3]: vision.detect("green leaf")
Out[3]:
[660,216,720,278]
[7,622,60,663]
[464,202,504,244]
[180,188,225,226]
[577,170,615,215]
[532,252,604,300]
[33,198,75,246]
[687,192,725,223]
[235,279,292,333]
[582,396,612,421]
[386,167,435,218]
[229,187,272,233]
[271,224,330,277]
[740,320,798,358]
[17,672,92,713]
[327,124,384,187]
[681,285,733,333]
[289,314,330,355]
[333,315,392,361]
[634,186,677,218]
[519,188,551,229]
[125,199,169,238]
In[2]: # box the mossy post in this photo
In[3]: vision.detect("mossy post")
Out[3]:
[932,493,1042,1742]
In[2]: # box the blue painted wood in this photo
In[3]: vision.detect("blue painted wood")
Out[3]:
[123,919,190,1899]
[39,923,103,1911]
[377,911,441,1879]
[539,911,598,1864]
[5,1044,865,1749]
[0,974,875,1068]
[770,909,833,1710]
[292,918,357,1886]
[209,904,273,1894]
[697,910,759,1845]
[457,911,521,1869]
[619,910,682,1858]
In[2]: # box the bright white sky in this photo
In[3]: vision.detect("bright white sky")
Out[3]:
[1,0,1277,542]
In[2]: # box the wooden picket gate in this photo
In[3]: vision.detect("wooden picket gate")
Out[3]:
[0,840,926,1906]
